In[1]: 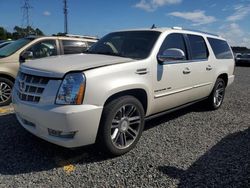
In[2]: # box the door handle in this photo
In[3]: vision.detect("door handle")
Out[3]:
[206,65,213,71]
[135,68,149,75]
[183,67,191,74]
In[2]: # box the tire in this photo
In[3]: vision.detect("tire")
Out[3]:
[98,96,145,156]
[0,77,13,107]
[206,78,226,110]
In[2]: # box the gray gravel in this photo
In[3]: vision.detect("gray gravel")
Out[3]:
[0,66,249,188]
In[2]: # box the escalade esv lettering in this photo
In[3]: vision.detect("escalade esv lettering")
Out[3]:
[12,27,235,156]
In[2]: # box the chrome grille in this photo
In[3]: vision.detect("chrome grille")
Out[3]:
[16,72,49,103]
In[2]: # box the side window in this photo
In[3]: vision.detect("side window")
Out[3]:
[187,34,208,60]
[159,33,188,60]
[62,40,87,54]
[207,38,233,59]
[27,40,57,59]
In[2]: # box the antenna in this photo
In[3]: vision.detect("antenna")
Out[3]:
[151,24,156,29]
[21,0,32,35]
[63,0,68,34]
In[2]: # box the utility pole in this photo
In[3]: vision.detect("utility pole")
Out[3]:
[63,0,68,34]
[21,0,32,35]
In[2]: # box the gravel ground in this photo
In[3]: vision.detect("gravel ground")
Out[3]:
[0,66,249,188]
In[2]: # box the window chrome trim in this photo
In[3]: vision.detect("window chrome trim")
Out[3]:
[161,58,208,65]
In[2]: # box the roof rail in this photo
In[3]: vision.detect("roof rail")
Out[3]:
[171,27,220,37]
[172,26,183,30]
[183,29,220,37]
[65,34,98,40]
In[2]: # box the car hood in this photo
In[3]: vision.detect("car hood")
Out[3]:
[20,54,133,78]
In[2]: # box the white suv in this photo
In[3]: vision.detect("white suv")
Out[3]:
[12,27,235,156]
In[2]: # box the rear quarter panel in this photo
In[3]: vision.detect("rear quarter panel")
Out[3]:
[205,37,235,87]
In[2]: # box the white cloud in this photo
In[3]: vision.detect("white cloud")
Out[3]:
[218,23,250,48]
[226,4,250,21]
[168,10,216,25]
[135,0,153,11]
[135,0,182,12]
[43,11,51,16]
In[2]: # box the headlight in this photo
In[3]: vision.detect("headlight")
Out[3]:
[56,72,86,105]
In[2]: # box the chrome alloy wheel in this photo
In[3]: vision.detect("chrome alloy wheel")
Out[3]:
[0,82,12,104]
[110,104,141,149]
[213,81,225,108]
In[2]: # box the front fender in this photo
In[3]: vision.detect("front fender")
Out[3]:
[0,62,19,78]
[83,63,153,115]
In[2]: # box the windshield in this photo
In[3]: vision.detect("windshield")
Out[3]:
[0,38,33,58]
[87,31,161,60]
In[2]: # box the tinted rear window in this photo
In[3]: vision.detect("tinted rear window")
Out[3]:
[62,40,87,54]
[187,34,208,60]
[207,38,233,59]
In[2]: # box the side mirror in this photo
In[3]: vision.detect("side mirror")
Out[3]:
[20,51,33,63]
[157,48,185,63]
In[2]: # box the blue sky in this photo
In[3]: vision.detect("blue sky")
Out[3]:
[1,0,250,47]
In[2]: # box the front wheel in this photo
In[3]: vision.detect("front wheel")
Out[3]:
[98,96,145,156]
[0,78,13,107]
[206,78,226,110]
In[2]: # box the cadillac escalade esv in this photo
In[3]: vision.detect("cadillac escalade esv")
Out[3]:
[12,27,235,156]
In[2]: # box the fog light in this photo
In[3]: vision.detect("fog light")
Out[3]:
[48,128,77,139]
[18,115,36,127]
[23,119,36,127]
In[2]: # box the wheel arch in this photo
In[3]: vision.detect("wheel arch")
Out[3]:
[217,73,228,87]
[0,73,15,83]
[104,88,148,114]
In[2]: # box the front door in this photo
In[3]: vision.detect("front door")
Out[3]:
[151,33,195,114]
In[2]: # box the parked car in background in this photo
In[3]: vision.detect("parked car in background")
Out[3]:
[235,53,250,66]
[12,27,235,156]
[0,40,7,44]
[0,40,15,49]
[0,35,97,106]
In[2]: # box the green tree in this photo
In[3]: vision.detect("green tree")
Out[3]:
[35,28,44,36]
[13,26,45,38]
[0,27,7,40]
[0,25,45,40]
[52,32,66,36]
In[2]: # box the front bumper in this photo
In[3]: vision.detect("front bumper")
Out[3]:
[12,93,103,148]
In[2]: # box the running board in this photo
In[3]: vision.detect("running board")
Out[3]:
[145,98,207,121]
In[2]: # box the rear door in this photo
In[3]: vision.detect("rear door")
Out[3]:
[61,40,88,55]
[185,34,214,100]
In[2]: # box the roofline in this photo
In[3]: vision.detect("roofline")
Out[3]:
[172,27,221,37]
[24,35,98,41]
[110,26,222,38]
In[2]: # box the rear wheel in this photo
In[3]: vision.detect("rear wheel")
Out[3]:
[0,78,13,107]
[98,96,145,156]
[207,78,226,110]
